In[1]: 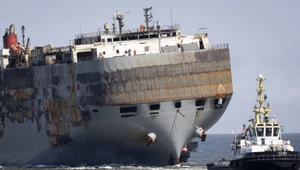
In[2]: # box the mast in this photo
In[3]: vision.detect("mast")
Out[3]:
[143,7,153,31]
[252,74,271,124]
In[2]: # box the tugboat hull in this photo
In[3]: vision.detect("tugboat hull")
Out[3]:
[207,151,300,170]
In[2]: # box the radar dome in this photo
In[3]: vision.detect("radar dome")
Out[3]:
[104,23,110,31]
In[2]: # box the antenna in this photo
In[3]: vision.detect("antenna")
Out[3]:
[113,11,129,34]
[79,21,82,34]
[21,25,25,46]
[170,0,173,27]
[84,21,86,33]
[112,14,116,33]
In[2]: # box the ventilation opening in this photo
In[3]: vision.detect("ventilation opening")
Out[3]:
[195,99,205,106]
[149,104,160,110]
[175,101,181,108]
[120,106,137,113]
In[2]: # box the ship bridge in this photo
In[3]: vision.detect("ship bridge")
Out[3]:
[248,122,281,138]
[74,24,181,45]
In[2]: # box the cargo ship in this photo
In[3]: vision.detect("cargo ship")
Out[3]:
[0,7,233,166]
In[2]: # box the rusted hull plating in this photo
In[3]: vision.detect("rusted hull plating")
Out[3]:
[0,48,233,166]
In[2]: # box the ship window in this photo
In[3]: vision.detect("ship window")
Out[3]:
[149,104,160,110]
[107,38,112,42]
[266,128,272,137]
[195,99,205,106]
[103,51,106,55]
[120,106,137,113]
[273,127,279,136]
[128,36,138,40]
[101,39,105,42]
[150,34,158,38]
[116,50,119,54]
[139,35,148,39]
[256,127,264,137]
[113,38,119,42]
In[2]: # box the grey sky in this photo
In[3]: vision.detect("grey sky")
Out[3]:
[1,0,299,134]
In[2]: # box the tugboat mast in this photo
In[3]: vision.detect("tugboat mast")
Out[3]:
[252,74,271,124]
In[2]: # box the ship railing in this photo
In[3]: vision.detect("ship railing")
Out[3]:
[75,32,99,39]
[161,24,180,30]
[74,24,181,39]
[209,43,229,49]
[198,28,208,34]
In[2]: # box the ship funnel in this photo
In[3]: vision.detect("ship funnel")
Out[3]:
[9,24,15,34]
[145,132,156,146]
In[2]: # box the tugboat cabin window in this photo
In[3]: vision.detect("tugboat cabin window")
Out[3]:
[256,127,264,137]
[273,127,280,136]
[249,128,256,137]
[266,127,272,137]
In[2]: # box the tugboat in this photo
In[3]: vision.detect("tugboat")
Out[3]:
[206,74,300,170]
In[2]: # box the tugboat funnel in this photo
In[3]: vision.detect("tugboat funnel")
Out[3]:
[145,132,156,146]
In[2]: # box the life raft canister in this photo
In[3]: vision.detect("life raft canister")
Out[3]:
[140,24,145,32]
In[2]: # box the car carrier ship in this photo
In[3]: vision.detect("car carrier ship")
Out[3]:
[0,7,233,166]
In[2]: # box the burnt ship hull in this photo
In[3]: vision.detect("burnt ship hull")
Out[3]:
[0,48,233,166]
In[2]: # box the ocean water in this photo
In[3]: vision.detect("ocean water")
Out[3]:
[2,133,299,170]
